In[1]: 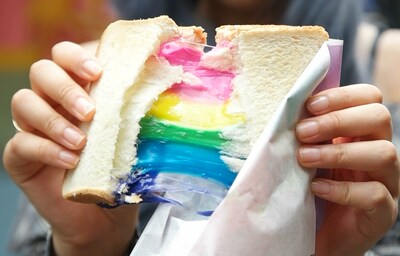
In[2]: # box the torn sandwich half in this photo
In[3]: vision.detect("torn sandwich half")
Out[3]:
[62,16,328,205]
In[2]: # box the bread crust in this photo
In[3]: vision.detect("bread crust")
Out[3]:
[216,24,328,43]
[62,16,329,205]
[62,16,206,204]
[64,190,115,205]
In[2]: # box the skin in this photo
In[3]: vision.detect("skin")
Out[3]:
[297,85,399,255]
[4,42,139,256]
[356,24,400,104]
[2,41,399,255]
[374,29,400,103]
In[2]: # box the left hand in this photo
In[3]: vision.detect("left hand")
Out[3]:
[3,41,138,256]
[296,84,399,256]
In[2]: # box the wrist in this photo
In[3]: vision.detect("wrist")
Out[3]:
[52,228,136,256]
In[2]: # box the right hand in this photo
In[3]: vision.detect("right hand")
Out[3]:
[3,41,139,256]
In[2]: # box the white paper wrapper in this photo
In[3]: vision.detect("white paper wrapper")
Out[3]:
[131,40,343,256]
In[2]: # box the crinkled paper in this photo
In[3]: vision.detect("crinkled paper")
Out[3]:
[131,40,343,256]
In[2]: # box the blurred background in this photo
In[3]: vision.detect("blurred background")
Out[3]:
[1,0,399,255]
[0,0,116,255]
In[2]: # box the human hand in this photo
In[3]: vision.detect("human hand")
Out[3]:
[3,41,138,256]
[296,84,399,256]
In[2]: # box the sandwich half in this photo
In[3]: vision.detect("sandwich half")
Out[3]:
[62,16,328,205]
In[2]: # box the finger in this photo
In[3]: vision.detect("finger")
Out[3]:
[52,41,102,81]
[299,140,400,196]
[307,84,383,115]
[11,89,86,150]
[30,59,96,121]
[3,132,80,175]
[296,103,392,143]
[311,179,397,234]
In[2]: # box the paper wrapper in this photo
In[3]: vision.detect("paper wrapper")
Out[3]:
[131,40,343,256]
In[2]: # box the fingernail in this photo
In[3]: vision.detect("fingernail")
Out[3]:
[308,96,329,113]
[299,147,321,162]
[82,59,102,77]
[58,150,79,166]
[75,97,95,117]
[63,127,85,147]
[311,180,331,195]
[296,121,319,139]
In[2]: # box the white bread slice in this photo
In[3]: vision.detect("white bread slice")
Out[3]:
[62,16,328,204]
[111,57,183,178]
[219,25,328,171]
[62,16,185,204]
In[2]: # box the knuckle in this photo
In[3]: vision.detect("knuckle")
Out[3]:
[367,183,398,228]
[51,41,73,58]
[41,113,62,132]
[3,134,21,169]
[335,86,353,107]
[339,181,353,205]
[359,182,396,236]
[368,182,390,206]
[391,200,399,225]
[333,144,349,165]
[30,59,52,80]
[3,133,31,171]
[11,89,33,110]
[11,133,26,154]
[57,84,76,104]
[2,145,12,172]
[373,103,392,127]
[327,111,345,133]
[364,84,383,103]
[37,139,53,161]
[378,140,399,167]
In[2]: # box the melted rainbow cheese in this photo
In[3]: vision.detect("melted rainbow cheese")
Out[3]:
[115,40,245,205]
